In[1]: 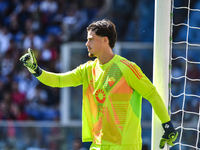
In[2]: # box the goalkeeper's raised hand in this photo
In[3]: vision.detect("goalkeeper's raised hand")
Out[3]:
[19,48,42,77]
[159,120,178,149]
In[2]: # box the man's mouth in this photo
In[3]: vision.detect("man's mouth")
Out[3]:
[87,47,91,51]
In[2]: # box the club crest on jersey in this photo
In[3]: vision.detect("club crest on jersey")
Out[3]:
[95,89,106,103]
[108,76,115,87]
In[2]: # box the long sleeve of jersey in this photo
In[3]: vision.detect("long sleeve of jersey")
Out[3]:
[36,70,78,87]
[145,89,170,123]
[36,63,89,87]
[121,59,170,123]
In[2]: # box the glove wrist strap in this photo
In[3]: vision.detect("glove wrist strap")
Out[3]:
[32,66,42,77]
[162,121,174,131]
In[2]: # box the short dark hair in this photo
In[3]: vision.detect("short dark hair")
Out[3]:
[87,19,117,49]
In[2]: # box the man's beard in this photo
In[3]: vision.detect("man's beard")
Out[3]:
[88,52,95,57]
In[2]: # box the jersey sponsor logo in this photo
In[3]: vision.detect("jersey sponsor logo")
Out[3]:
[95,89,106,103]
[120,60,142,80]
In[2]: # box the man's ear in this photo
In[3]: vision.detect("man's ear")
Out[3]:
[103,36,109,45]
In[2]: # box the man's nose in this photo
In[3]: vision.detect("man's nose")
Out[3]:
[85,41,89,47]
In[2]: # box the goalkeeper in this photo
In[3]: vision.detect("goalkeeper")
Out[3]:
[20,19,178,150]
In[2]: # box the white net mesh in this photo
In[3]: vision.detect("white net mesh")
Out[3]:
[170,0,200,149]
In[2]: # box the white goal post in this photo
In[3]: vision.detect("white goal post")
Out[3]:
[151,0,171,150]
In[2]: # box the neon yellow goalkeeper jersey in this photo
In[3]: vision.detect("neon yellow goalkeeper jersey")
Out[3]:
[37,54,170,146]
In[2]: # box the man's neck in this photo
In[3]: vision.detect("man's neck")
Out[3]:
[98,52,115,65]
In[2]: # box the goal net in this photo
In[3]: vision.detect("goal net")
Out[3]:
[170,0,200,149]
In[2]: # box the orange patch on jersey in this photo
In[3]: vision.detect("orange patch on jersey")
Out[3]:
[109,96,120,125]
[110,76,133,94]
[86,84,98,119]
[92,116,102,133]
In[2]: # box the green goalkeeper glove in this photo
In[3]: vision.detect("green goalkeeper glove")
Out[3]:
[159,120,178,149]
[19,48,42,77]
